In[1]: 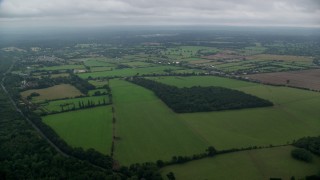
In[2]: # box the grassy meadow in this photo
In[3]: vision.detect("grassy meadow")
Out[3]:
[110,76,320,165]
[161,146,320,180]
[110,79,208,165]
[42,106,113,154]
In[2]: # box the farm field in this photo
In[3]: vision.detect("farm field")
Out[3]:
[151,76,320,148]
[40,95,108,113]
[79,66,184,79]
[39,64,85,71]
[245,69,320,91]
[110,76,320,165]
[42,106,113,154]
[110,79,208,165]
[161,146,320,180]
[21,84,83,102]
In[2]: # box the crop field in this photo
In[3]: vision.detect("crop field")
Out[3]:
[39,95,108,113]
[38,64,85,71]
[109,76,320,165]
[21,84,83,102]
[42,106,113,154]
[245,69,320,91]
[110,79,207,165]
[78,66,184,79]
[161,146,320,180]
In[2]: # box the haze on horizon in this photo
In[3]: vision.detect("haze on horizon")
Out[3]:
[0,0,319,28]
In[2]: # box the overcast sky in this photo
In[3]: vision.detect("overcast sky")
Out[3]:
[0,0,319,28]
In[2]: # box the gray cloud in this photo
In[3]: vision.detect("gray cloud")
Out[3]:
[0,0,319,27]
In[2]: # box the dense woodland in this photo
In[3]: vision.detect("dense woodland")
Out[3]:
[128,77,273,113]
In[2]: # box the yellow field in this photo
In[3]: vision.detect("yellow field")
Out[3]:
[21,84,83,101]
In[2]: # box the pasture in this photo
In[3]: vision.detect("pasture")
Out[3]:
[42,106,113,154]
[110,79,207,165]
[21,84,83,102]
[161,146,320,180]
[110,76,320,165]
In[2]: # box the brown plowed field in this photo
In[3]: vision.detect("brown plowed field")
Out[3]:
[245,69,320,91]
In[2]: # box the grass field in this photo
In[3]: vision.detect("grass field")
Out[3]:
[110,76,320,165]
[42,106,113,154]
[21,84,83,102]
[39,64,85,71]
[150,76,320,149]
[79,66,183,79]
[161,146,320,180]
[40,95,108,113]
[110,79,208,165]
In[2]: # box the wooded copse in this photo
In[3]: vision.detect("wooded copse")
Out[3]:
[128,77,273,113]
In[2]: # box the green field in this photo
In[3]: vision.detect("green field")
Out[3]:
[79,66,183,79]
[84,59,115,67]
[39,64,85,71]
[88,80,109,88]
[161,146,320,180]
[110,79,207,165]
[110,76,320,165]
[40,95,108,113]
[150,76,320,149]
[42,106,113,154]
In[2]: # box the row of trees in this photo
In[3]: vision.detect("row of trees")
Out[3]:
[129,77,273,113]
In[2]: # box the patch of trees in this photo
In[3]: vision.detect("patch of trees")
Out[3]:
[293,136,320,156]
[69,74,95,94]
[291,148,313,163]
[0,89,115,179]
[128,77,273,113]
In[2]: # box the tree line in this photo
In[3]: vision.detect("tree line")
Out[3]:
[128,77,273,113]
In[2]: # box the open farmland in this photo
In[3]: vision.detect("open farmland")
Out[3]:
[42,106,113,154]
[39,64,85,71]
[245,69,320,91]
[78,66,184,79]
[21,84,83,102]
[110,79,208,165]
[109,76,320,165]
[161,146,320,180]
